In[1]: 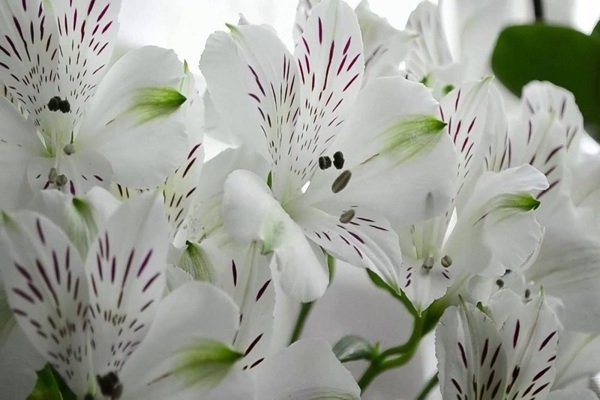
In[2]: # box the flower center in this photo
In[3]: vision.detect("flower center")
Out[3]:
[97,372,123,400]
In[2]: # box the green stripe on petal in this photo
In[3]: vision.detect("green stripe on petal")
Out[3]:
[497,193,540,211]
[178,242,216,283]
[174,339,242,389]
[379,115,447,164]
[128,87,187,124]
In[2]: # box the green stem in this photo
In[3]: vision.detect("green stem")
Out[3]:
[416,372,439,400]
[289,301,315,344]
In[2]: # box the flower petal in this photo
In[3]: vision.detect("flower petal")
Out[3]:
[84,191,170,376]
[546,389,599,400]
[119,281,241,399]
[252,339,360,400]
[297,205,402,293]
[447,165,547,277]
[0,211,90,396]
[436,300,507,400]
[77,46,189,189]
[223,169,328,302]
[303,76,457,225]
[553,330,600,389]
[489,290,560,400]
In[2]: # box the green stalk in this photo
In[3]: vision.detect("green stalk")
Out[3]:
[416,372,439,400]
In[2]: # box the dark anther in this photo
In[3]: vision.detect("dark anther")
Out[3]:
[47,96,61,112]
[524,288,531,299]
[496,279,504,288]
[47,96,71,113]
[441,255,452,268]
[339,209,355,223]
[331,170,351,193]
[97,372,123,399]
[318,156,332,170]
[56,174,68,187]
[333,151,345,169]
[422,256,434,270]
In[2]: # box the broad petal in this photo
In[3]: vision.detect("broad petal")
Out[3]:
[223,169,328,302]
[489,290,559,400]
[77,46,189,189]
[553,331,600,389]
[119,281,241,399]
[546,389,599,400]
[292,0,321,45]
[521,81,583,152]
[200,239,275,371]
[200,23,299,178]
[84,192,170,376]
[286,0,364,199]
[447,165,547,277]
[303,76,457,226]
[297,205,402,292]
[436,301,507,400]
[0,211,90,396]
[252,339,360,400]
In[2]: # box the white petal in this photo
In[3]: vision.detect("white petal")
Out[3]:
[546,389,599,400]
[292,0,321,45]
[489,290,560,400]
[447,165,547,277]
[120,281,241,399]
[553,330,600,389]
[297,206,402,293]
[78,46,189,189]
[85,191,170,376]
[436,301,507,400]
[0,211,91,396]
[252,339,360,400]
[304,76,458,225]
[223,169,328,302]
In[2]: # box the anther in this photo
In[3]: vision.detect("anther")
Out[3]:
[524,288,531,299]
[97,372,123,399]
[63,143,75,155]
[333,151,345,169]
[48,167,58,184]
[332,170,351,193]
[422,256,434,270]
[58,99,71,113]
[339,209,355,224]
[496,279,504,288]
[47,96,61,112]
[441,255,452,268]
[318,156,332,170]
[56,174,68,187]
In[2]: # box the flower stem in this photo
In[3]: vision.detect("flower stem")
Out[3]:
[416,372,439,400]
[289,301,315,344]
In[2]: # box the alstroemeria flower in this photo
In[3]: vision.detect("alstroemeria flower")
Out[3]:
[436,290,598,400]
[0,192,249,399]
[0,0,190,210]
[395,78,547,312]
[201,0,457,301]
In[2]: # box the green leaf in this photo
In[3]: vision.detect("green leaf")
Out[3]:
[27,365,63,400]
[333,335,374,363]
[492,24,600,131]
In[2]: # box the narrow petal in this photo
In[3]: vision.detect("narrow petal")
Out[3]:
[292,0,321,44]
[223,169,328,302]
[85,191,170,377]
[436,301,507,400]
[119,282,241,399]
[553,331,600,389]
[0,211,90,396]
[200,239,275,371]
[489,290,559,400]
[77,46,189,189]
[252,339,360,400]
[297,206,402,293]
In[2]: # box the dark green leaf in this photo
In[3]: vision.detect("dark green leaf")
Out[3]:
[492,24,600,130]
[333,335,374,362]
[27,365,62,400]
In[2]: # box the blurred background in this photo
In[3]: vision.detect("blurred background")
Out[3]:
[115,1,600,398]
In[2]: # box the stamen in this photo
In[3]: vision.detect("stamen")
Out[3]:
[496,279,504,288]
[97,372,123,399]
[524,288,531,299]
[47,167,58,184]
[333,151,345,169]
[332,170,351,193]
[422,256,434,270]
[63,144,75,155]
[47,96,71,113]
[339,209,355,223]
[59,99,71,113]
[319,156,332,169]
[56,174,68,187]
[441,255,452,268]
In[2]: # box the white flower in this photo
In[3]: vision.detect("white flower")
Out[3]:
[200,0,457,302]
[0,0,190,210]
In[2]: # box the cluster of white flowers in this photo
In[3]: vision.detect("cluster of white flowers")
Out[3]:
[1,0,600,399]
